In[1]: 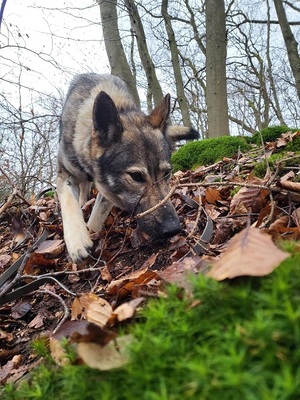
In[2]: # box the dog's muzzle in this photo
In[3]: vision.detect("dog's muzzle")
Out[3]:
[137,201,182,239]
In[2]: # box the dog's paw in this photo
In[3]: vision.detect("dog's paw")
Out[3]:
[65,229,93,263]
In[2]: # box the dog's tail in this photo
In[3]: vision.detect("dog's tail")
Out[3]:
[166,125,200,141]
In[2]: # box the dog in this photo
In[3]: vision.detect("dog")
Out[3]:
[57,73,199,263]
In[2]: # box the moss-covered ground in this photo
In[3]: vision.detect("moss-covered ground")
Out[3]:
[3,242,300,400]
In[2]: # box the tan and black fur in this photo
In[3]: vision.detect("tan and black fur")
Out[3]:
[57,73,199,262]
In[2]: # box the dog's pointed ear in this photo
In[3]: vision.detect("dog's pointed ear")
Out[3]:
[93,91,123,147]
[146,94,171,129]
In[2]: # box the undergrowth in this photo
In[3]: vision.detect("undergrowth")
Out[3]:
[3,242,300,400]
[171,136,251,171]
[250,126,297,145]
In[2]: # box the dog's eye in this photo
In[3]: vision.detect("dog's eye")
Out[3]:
[163,169,172,179]
[128,171,145,183]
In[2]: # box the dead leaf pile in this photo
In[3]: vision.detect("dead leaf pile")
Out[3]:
[1,131,300,382]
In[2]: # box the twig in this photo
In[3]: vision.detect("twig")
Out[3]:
[187,187,202,239]
[135,183,178,219]
[23,266,104,279]
[0,249,32,298]
[0,187,19,216]
[37,288,69,333]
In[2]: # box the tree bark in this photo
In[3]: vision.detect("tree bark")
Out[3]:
[98,0,140,107]
[161,0,192,127]
[124,0,163,111]
[273,0,300,101]
[205,0,230,137]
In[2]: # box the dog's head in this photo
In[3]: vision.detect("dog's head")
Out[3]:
[91,91,199,239]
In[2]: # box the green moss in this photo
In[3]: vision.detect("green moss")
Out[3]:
[4,243,300,400]
[285,136,300,152]
[171,136,251,172]
[251,126,297,145]
[253,152,300,178]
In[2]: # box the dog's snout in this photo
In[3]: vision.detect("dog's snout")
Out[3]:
[160,217,182,238]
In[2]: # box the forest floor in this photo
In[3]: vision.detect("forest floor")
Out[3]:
[1,132,300,385]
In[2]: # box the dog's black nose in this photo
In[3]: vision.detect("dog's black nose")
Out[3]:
[160,218,182,238]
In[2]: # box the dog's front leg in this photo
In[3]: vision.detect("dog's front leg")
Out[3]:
[57,175,93,262]
[87,192,112,233]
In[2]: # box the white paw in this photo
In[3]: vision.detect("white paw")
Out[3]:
[64,227,93,263]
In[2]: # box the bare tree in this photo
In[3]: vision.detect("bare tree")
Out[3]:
[273,0,300,101]
[98,0,140,106]
[124,0,163,111]
[161,0,192,127]
[205,0,230,137]
[0,86,60,197]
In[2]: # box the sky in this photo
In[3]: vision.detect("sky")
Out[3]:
[1,0,300,111]
[1,0,110,104]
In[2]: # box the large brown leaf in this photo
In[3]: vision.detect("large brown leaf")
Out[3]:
[208,227,289,280]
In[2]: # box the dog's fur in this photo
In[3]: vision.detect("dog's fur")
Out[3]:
[57,73,199,262]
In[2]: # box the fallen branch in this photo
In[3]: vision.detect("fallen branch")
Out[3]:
[0,187,19,216]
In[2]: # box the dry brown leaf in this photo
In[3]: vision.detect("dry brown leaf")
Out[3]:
[208,226,289,280]
[280,170,295,182]
[11,300,31,319]
[0,254,11,268]
[35,240,64,255]
[28,312,45,329]
[24,253,57,274]
[230,186,269,213]
[49,336,70,366]
[159,256,204,290]
[292,208,300,227]
[268,215,289,231]
[77,335,132,371]
[106,266,149,293]
[205,187,222,205]
[279,180,300,193]
[0,355,23,384]
[111,297,145,323]
[101,265,112,282]
[71,293,112,327]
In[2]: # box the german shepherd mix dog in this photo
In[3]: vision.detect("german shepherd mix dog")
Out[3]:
[57,73,199,263]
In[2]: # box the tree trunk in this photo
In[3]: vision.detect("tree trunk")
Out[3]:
[98,0,140,107]
[273,0,300,101]
[161,0,191,127]
[124,0,163,111]
[205,0,229,137]
[266,0,286,125]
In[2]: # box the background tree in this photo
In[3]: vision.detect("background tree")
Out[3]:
[205,0,230,137]
[1,0,300,197]
[273,0,300,101]
[98,0,140,106]
[124,0,163,110]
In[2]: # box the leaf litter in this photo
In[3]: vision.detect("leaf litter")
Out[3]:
[1,132,300,382]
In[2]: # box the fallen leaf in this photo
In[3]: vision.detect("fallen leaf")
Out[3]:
[24,252,57,274]
[71,293,112,327]
[11,300,31,319]
[230,186,269,214]
[10,214,26,245]
[279,180,300,193]
[28,312,45,329]
[35,240,64,256]
[77,335,132,371]
[208,227,289,280]
[101,265,112,282]
[159,256,204,290]
[0,355,22,384]
[0,254,11,268]
[110,297,145,323]
[205,187,222,205]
